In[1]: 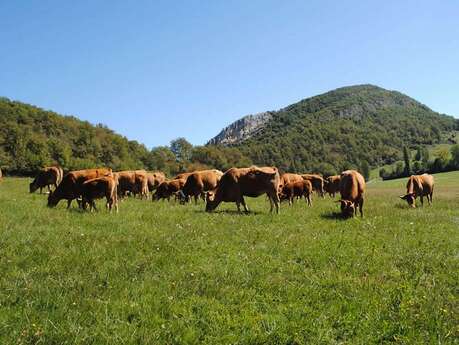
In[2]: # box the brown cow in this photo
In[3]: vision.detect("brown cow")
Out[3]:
[338,170,365,217]
[400,174,434,208]
[301,174,325,197]
[146,171,166,193]
[48,168,112,208]
[180,169,224,204]
[173,172,193,180]
[30,166,62,193]
[81,175,118,212]
[134,170,149,199]
[280,173,303,187]
[153,179,186,201]
[206,166,280,214]
[324,175,341,197]
[280,180,313,206]
[115,170,149,199]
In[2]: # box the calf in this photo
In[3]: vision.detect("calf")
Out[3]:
[280,180,312,206]
[48,168,112,208]
[81,176,118,212]
[181,169,224,204]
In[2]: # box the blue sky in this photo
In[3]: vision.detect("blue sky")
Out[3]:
[1,0,458,148]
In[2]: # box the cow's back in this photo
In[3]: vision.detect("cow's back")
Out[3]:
[340,170,365,201]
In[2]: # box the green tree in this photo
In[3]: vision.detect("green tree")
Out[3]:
[403,146,411,176]
[395,161,404,176]
[415,147,422,161]
[361,161,370,181]
[422,147,430,166]
[450,144,459,168]
[170,138,193,165]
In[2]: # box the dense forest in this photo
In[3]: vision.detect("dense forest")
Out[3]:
[0,97,250,176]
[210,85,458,175]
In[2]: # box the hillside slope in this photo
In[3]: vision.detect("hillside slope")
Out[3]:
[0,97,153,174]
[208,85,458,173]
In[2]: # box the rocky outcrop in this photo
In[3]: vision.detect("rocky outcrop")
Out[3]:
[208,112,274,145]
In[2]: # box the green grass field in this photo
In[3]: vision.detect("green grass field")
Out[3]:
[1,172,458,344]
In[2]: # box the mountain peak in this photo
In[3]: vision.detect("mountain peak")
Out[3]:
[207,84,456,172]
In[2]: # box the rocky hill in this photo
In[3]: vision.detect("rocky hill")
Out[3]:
[207,85,458,173]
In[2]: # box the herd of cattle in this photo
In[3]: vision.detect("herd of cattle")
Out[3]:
[21,165,436,217]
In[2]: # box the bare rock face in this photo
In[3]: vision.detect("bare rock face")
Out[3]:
[208,112,273,145]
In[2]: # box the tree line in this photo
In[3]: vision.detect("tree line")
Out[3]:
[379,144,459,180]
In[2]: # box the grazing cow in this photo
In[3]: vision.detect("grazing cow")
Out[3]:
[301,174,325,197]
[30,166,62,193]
[400,174,434,208]
[153,179,186,201]
[115,170,149,199]
[280,180,313,206]
[81,175,118,212]
[48,168,112,208]
[338,170,365,217]
[181,169,224,204]
[146,171,166,193]
[324,175,341,197]
[206,166,280,214]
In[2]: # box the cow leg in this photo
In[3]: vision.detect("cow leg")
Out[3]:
[359,198,364,217]
[288,196,292,206]
[235,201,241,212]
[67,199,72,209]
[305,193,311,206]
[240,197,249,213]
[420,196,424,206]
[194,195,199,205]
[430,192,433,205]
[91,201,97,212]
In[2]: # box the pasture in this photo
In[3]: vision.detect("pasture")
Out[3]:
[0,172,458,344]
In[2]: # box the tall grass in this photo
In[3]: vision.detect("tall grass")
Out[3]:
[0,172,458,344]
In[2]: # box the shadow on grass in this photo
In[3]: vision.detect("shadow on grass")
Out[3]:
[320,211,347,221]
[67,207,88,214]
[193,209,263,216]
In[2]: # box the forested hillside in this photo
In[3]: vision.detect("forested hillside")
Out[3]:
[0,98,251,175]
[0,97,156,174]
[1,84,458,177]
[209,85,458,174]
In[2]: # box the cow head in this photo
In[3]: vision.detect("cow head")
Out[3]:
[400,193,416,208]
[205,191,217,212]
[47,191,59,207]
[178,190,188,204]
[29,181,38,193]
[337,199,355,217]
[153,183,169,201]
